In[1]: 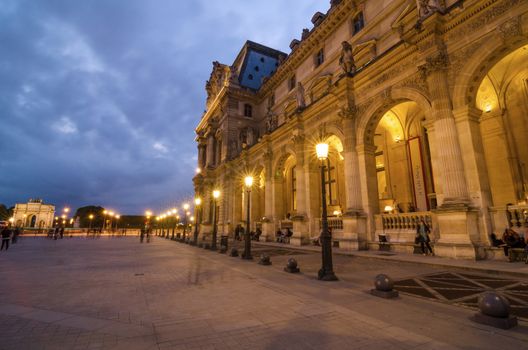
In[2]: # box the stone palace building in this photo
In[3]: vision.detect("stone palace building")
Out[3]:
[193,0,528,259]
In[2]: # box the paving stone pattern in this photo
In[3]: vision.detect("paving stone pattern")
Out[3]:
[394,272,528,319]
[0,237,527,349]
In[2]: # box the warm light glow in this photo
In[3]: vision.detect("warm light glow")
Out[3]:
[8,217,14,223]
[316,143,329,160]
[70,219,74,224]
[195,197,202,206]
[109,211,114,216]
[213,190,220,199]
[62,220,66,224]
[384,205,393,213]
[145,210,152,217]
[484,103,492,113]
[186,211,191,216]
[61,214,66,219]
[196,167,201,174]
[176,215,180,220]
[171,208,177,214]
[156,217,160,221]
[103,210,108,215]
[190,216,195,221]
[63,207,70,213]
[183,203,190,210]
[116,215,120,219]
[89,214,94,219]
[244,176,254,188]
[55,216,59,220]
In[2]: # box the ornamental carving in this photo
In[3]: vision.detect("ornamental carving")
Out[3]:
[498,16,523,42]
[445,0,524,44]
[421,50,449,76]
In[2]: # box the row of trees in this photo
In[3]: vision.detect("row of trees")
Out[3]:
[74,206,146,229]
[0,204,14,221]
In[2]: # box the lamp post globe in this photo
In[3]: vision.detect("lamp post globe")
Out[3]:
[211,190,220,250]
[315,142,338,281]
[242,176,254,260]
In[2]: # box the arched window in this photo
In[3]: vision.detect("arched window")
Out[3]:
[289,75,296,91]
[291,166,297,211]
[244,104,253,118]
[353,12,364,35]
[314,48,324,67]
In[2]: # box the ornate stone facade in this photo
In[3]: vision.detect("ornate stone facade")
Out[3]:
[13,199,55,228]
[194,0,528,259]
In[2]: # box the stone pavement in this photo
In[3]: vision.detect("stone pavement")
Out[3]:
[0,237,527,350]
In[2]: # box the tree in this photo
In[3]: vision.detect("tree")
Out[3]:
[0,204,9,220]
[74,206,105,228]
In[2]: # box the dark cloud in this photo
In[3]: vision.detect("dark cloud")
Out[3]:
[0,0,324,214]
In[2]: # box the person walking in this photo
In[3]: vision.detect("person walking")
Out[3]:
[416,219,434,256]
[1,222,12,251]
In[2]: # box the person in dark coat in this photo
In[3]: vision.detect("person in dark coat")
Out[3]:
[1,222,12,251]
[416,219,434,256]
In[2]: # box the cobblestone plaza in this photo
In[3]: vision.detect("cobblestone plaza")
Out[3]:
[1,237,527,349]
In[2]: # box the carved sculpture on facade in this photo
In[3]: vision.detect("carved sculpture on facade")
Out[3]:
[339,41,356,76]
[296,82,306,110]
[416,0,444,19]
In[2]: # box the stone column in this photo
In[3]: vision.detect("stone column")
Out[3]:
[262,152,274,241]
[340,113,367,250]
[291,134,309,245]
[357,143,379,243]
[205,132,215,168]
[423,52,478,259]
[424,53,469,205]
[453,105,494,244]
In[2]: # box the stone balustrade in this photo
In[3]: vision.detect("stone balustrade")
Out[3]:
[506,204,528,229]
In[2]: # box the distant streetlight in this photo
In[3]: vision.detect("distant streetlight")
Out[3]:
[88,214,94,232]
[315,142,338,281]
[242,176,254,260]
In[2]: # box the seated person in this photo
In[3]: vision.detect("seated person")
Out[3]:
[502,228,525,256]
[312,233,321,246]
[252,228,262,241]
[275,229,284,243]
[284,228,293,243]
[490,232,504,247]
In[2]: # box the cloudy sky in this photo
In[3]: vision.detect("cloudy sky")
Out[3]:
[0,0,325,214]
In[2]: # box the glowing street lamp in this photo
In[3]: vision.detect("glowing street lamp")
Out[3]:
[211,190,221,250]
[315,142,338,281]
[88,214,94,232]
[192,197,201,245]
[242,176,254,260]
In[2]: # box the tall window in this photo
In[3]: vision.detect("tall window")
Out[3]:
[244,103,252,118]
[314,48,324,67]
[353,12,364,35]
[325,159,337,205]
[291,166,297,211]
[289,75,296,91]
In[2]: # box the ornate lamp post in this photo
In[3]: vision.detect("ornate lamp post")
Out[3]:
[102,210,108,232]
[115,215,120,231]
[242,176,254,260]
[192,197,201,245]
[88,214,94,232]
[171,209,177,239]
[211,190,220,250]
[182,203,190,241]
[315,142,338,281]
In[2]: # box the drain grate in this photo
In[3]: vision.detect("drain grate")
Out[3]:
[394,272,528,319]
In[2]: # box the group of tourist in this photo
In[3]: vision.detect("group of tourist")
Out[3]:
[490,228,528,258]
[234,224,262,241]
[0,222,20,251]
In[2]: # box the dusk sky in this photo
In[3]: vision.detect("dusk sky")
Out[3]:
[0,0,324,214]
